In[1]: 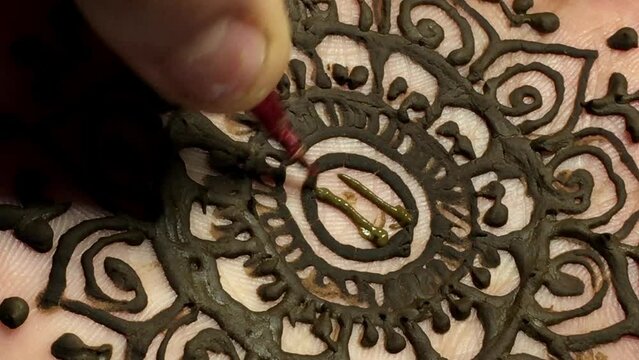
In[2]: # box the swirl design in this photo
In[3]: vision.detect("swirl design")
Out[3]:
[7,0,639,359]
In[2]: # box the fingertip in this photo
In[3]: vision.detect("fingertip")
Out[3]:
[195,0,291,113]
[160,17,269,113]
[75,0,291,113]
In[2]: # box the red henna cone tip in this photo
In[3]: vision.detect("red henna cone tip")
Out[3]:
[291,146,316,173]
[251,91,282,125]
[252,90,316,173]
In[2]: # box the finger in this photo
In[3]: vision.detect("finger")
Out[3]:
[74,0,291,113]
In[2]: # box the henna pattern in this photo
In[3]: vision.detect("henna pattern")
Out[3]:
[607,27,638,51]
[51,333,113,360]
[3,0,639,359]
[0,297,29,329]
[0,202,69,253]
[585,73,639,142]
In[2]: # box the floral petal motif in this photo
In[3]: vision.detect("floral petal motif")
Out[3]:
[6,0,639,359]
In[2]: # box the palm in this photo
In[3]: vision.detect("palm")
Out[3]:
[2,1,639,359]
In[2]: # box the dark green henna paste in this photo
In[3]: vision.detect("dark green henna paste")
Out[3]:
[51,333,112,360]
[348,66,370,90]
[4,0,639,359]
[0,297,29,329]
[586,73,639,142]
[607,27,638,51]
[387,77,408,101]
[331,64,349,86]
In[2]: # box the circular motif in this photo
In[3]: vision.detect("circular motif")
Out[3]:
[250,113,479,327]
[301,154,417,261]
[20,0,639,359]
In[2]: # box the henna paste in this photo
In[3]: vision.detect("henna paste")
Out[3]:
[477,181,508,227]
[348,66,370,90]
[332,64,350,86]
[51,333,112,360]
[387,77,408,101]
[183,329,240,360]
[0,297,29,329]
[3,0,639,359]
[607,27,638,51]
[315,186,390,247]
[512,0,534,15]
[586,73,639,142]
[495,0,560,34]
[337,173,412,226]
[0,204,69,253]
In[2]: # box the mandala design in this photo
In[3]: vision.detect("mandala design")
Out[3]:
[5,0,639,359]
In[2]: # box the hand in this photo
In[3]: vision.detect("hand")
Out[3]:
[1,0,291,115]
[1,0,639,359]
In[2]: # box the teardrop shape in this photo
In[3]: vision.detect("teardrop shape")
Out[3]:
[361,319,379,347]
[0,297,29,329]
[484,203,508,227]
[481,181,505,199]
[332,64,349,86]
[416,19,444,48]
[398,92,429,123]
[471,267,492,289]
[447,48,473,66]
[312,312,333,340]
[432,309,451,334]
[610,73,630,97]
[607,27,639,51]
[450,297,473,321]
[51,333,112,360]
[348,66,369,90]
[387,77,408,101]
[104,257,140,292]
[384,328,407,354]
[436,121,459,137]
[315,71,332,89]
[358,1,374,31]
[545,272,585,297]
[257,280,287,302]
[527,12,560,33]
[14,218,54,253]
[480,247,501,268]
[289,59,307,90]
[512,0,534,14]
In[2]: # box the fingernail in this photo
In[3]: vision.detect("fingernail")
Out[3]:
[167,17,267,108]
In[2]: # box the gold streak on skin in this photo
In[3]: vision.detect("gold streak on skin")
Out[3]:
[342,191,357,205]
[337,173,413,226]
[315,187,389,247]
[374,211,386,228]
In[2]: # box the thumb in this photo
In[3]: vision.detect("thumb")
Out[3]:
[74,0,291,113]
